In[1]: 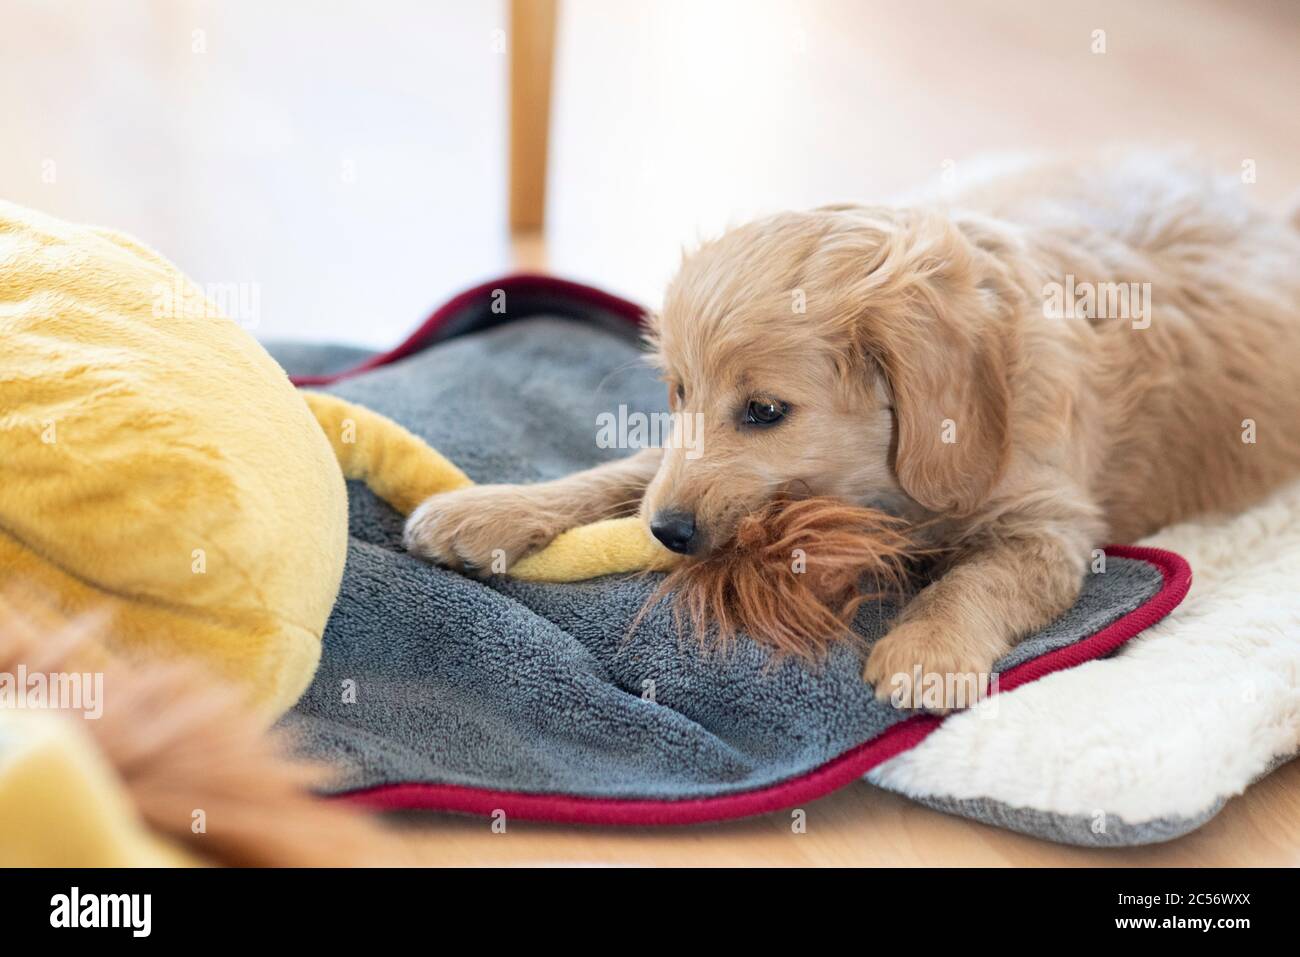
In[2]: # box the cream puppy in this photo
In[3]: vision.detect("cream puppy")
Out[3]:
[406,153,1300,709]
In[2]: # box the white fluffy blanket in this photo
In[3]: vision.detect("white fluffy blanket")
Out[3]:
[870,478,1300,830]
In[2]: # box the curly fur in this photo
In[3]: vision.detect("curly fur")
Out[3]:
[638,497,916,659]
[407,152,1300,710]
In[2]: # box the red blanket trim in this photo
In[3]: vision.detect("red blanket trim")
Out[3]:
[289,273,646,386]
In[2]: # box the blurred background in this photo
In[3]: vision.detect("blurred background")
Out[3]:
[3,0,1298,346]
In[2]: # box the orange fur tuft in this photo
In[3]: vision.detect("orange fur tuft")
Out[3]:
[637,497,917,660]
[0,593,402,867]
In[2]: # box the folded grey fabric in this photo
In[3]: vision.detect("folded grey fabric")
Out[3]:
[266,315,1178,829]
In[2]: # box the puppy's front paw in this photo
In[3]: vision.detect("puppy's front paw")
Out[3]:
[403,485,564,575]
[863,620,996,713]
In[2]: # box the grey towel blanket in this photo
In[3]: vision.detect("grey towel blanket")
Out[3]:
[267,316,1174,824]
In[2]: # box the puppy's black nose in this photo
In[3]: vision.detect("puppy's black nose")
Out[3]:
[650,510,698,554]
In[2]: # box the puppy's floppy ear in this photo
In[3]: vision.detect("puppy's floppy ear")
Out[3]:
[847,211,1016,515]
[640,309,666,370]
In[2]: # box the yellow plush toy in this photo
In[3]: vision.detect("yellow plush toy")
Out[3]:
[0,200,682,865]
[0,200,671,725]
[0,200,348,718]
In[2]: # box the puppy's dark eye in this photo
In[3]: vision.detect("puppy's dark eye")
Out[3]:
[745,397,788,426]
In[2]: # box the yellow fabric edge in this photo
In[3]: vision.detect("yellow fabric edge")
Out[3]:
[0,711,198,868]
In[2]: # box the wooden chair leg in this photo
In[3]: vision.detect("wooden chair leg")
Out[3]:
[509,0,558,234]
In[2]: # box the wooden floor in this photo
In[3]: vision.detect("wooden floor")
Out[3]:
[7,1,1297,344]
[384,759,1300,867]
[543,0,1300,304]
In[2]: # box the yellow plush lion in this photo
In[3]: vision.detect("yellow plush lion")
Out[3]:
[0,200,666,721]
[0,200,675,866]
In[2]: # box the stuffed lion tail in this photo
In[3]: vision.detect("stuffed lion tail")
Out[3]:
[300,391,674,582]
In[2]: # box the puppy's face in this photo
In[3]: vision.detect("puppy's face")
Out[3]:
[642,214,900,557]
[643,349,900,558]
[642,208,1013,558]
